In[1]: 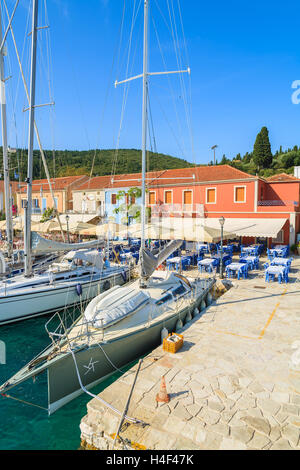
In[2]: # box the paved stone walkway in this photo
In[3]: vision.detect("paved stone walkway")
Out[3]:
[80,257,300,450]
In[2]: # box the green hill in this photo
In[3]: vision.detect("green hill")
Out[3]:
[3,148,194,181]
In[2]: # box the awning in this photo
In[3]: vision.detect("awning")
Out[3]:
[204,218,288,238]
[129,218,237,242]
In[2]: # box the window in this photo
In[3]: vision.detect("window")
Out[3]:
[234,186,246,203]
[206,188,216,204]
[33,199,39,208]
[21,199,26,208]
[111,194,117,205]
[183,190,192,205]
[164,190,172,204]
[149,192,156,205]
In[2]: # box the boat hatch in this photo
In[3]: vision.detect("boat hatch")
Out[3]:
[156,293,173,306]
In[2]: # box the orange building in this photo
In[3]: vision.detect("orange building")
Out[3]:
[17,175,89,216]
[91,166,300,246]
[145,167,300,246]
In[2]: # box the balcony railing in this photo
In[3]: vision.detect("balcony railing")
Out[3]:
[258,200,298,207]
[32,208,42,214]
[150,204,205,217]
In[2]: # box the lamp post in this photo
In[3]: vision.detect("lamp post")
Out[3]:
[211,145,218,165]
[66,214,70,243]
[219,216,225,279]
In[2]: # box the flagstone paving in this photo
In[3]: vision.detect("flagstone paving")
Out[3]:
[80,256,300,450]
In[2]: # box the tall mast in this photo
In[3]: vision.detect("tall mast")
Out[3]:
[140,0,149,287]
[0,6,13,257]
[114,0,190,287]
[24,0,38,277]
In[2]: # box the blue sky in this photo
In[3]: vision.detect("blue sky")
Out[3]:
[3,0,300,166]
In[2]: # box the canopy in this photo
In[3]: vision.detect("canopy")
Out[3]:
[119,219,236,242]
[118,223,175,240]
[79,225,97,236]
[202,218,288,238]
[34,220,60,233]
[95,222,127,237]
[0,219,39,231]
[56,222,97,235]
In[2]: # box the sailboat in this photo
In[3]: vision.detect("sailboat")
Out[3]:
[0,4,58,277]
[0,0,215,414]
[0,0,132,324]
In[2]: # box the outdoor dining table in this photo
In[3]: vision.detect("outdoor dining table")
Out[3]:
[120,252,139,263]
[197,243,209,252]
[241,246,259,256]
[270,257,292,271]
[225,262,248,280]
[265,265,289,284]
[221,246,234,254]
[212,253,231,264]
[239,256,260,270]
[167,256,191,271]
[198,258,219,273]
[268,248,288,258]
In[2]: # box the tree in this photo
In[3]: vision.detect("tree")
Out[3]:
[242,152,252,163]
[282,151,298,169]
[220,154,228,165]
[253,127,273,169]
[113,187,151,225]
[40,207,56,223]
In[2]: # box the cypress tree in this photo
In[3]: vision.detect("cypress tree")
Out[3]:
[253,127,273,169]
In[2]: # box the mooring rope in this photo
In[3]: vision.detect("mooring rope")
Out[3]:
[68,348,146,426]
[1,393,48,411]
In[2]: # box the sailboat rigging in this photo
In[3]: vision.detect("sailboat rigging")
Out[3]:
[0,4,13,258]
[0,0,133,324]
[0,0,215,414]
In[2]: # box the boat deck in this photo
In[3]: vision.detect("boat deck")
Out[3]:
[59,273,211,350]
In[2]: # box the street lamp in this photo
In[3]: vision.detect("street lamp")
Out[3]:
[219,216,225,279]
[66,214,70,243]
[211,145,218,166]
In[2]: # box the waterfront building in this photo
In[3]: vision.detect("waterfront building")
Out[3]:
[16,175,89,216]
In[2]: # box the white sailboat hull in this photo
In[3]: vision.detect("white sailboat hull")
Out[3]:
[0,271,128,325]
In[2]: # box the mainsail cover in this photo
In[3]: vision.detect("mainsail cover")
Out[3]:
[31,231,105,254]
[140,239,182,280]
[0,252,6,274]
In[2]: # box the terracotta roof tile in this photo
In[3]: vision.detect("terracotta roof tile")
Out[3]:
[72,166,255,191]
[18,175,88,194]
[266,173,300,182]
[0,181,19,192]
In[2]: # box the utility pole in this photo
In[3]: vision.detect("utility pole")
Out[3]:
[211,145,218,166]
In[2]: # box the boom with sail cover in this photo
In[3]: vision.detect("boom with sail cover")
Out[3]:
[140,239,182,280]
[31,232,105,255]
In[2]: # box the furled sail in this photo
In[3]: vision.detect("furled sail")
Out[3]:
[31,231,105,254]
[0,252,6,275]
[140,239,182,280]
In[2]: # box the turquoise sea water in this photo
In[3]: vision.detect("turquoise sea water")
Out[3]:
[0,313,129,450]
